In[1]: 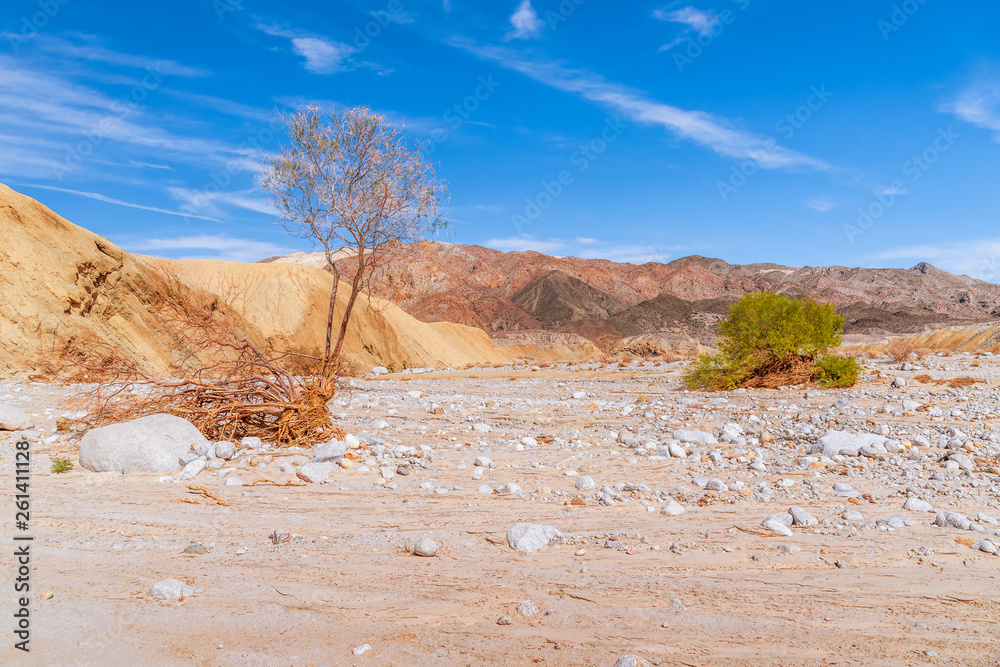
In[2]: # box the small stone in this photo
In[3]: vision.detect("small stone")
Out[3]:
[668,443,687,458]
[575,476,596,491]
[660,499,686,516]
[150,578,194,600]
[516,600,539,617]
[789,507,818,527]
[497,615,512,625]
[904,498,934,512]
[183,543,207,555]
[413,537,440,557]
[613,656,652,667]
[352,644,372,656]
[270,529,291,544]
[506,523,562,552]
[296,462,334,484]
[213,441,235,460]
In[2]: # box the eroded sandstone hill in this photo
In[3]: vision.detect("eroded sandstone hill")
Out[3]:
[0,184,593,378]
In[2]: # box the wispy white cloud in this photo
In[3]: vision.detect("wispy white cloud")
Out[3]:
[874,239,1000,282]
[653,7,719,36]
[805,197,834,212]
[256,24,356,74]
[0,55,264,178]
[125,234,295,263]
[25,184,220,222]
[941,69,1000,141]
[507,1,545,40]
[168,186,276,218]
[484,235,676,263]
[10,35,210,77]
[453,41,827,170]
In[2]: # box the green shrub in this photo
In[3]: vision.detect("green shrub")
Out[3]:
[815,354,861,388]
[50,457,74,474]
[683,292,858,390]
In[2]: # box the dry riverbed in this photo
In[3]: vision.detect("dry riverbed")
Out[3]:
[3,354,1000,666]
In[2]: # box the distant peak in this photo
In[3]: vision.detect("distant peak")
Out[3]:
[909,262,939,275]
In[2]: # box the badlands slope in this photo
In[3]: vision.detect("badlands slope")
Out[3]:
[0,183,590,379]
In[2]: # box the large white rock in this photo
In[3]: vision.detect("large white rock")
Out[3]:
[79,414,206,473]
[811,430,887,458]
[506,523,562,552]
[672,429,717,445]
[0,405,33,431]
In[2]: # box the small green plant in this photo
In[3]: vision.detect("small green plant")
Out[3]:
[51,457,74,474]
[815,354,860,388]
[683,292,859,390]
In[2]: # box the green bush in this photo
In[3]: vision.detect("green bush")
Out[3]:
[50,457,74,474]
[815,354,861,388]
[683,292,859,390]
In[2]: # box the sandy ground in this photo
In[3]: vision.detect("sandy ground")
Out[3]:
[3,359,1000,667]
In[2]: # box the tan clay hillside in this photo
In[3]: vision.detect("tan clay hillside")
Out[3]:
[0,183,590,378]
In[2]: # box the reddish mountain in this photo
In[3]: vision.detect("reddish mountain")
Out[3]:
[265,241,1000,348]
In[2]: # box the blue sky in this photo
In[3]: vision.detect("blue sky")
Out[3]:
[2,0,999,280]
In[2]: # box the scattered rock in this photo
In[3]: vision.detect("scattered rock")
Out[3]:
[904,498,934,512]
[506,523,562,552]
[0,405,34,431]
[413,537,440,557]
[516,600,539,617]
[575,475,596,491]
[296,462,334,484]
[311,439,347,463]
[673,429,718,445]
[660,499,686,516]
[150,578,194,600]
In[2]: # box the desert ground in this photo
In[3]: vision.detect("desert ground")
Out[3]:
[4,354,1000,667]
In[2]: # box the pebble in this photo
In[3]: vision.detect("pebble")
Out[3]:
[506,523,562,552]
[352,644,371,656]
[413,537,440,557]
[660,499,686,516]
[516,600,539,617]
[904,498,934,512]
[575,476,596,491]
[496,615,512,625]
[150,578,194,600]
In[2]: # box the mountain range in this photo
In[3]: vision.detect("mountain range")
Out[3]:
[266,241,1000,350]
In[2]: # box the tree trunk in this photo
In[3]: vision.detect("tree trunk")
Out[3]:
[330,250,365,364]
[323,268,341,373]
